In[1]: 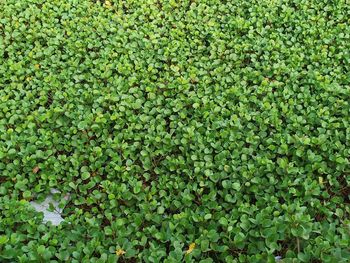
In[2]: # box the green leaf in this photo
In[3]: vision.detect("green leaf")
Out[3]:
[0,235,9,245]
[82,172,90,180]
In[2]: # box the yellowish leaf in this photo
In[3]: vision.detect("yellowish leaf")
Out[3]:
[318,177,323,186]
[32,166,40,174]
[116,249,126,256]
[186,243,196,254]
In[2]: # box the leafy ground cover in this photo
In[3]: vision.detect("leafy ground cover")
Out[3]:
[0,0,350,262]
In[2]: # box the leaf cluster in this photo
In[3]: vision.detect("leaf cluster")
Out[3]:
[0,0,350,262]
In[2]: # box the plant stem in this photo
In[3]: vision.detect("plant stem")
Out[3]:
[296,237,300,254]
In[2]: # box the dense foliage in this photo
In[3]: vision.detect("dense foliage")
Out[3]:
[1,0,350,262]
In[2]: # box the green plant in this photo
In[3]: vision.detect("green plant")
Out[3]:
[0,0,349,262]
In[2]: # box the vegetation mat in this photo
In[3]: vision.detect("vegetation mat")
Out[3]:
[0,0,349,262]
